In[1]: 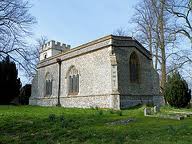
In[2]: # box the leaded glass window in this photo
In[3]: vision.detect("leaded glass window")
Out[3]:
[45,73,53,96]
[68,66,79,95]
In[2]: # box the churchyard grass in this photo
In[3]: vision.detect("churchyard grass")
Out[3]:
[0,105,192,144]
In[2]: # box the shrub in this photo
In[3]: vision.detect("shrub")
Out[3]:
[60,117,68,128]
[59,114,65,122]
[164,71,191,108]
[61,120,68,128]
[98,110,103,115]
[48,114,56,122]
[109,109,115,114]
[19,84,31,105]
[146,103,154,107]
[0,56,22,104]
[96,109,103,116]
[117,110,123,116]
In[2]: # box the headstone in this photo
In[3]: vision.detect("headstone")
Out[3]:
[153,105,160,113]
[177,116,184,120]
[144,108,151,116]
[186,114,190,117]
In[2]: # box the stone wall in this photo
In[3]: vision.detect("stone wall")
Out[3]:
[152,95,165,106]
[30,95,112,108]
[31,73,38,99]
[114,40,160,108]
[120,95,153,108]
[59,48,112,97]
[30,42,115,108]
[115,46,159,95]
[120,95,164,108]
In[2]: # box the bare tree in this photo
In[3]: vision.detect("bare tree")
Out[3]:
[166,0,192,44]
[15,36,48,82]
[165,0,192,86]
[132,0,158,67]
[113,27,128,36]
[132,0,192,92]
[25,36,48,79]
[33,36,48,65]
[0,0,36,76]
[132,0,177,91]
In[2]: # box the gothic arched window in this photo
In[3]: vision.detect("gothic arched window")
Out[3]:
[45,72,53,96]
[129,52,140,83]
[67,66,79,95]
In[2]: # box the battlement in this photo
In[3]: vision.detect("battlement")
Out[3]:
[39,40,71,61]
[40,40,71,52]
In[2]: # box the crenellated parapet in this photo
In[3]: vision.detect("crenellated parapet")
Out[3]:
[40,40,71,52]
[39,40,71,61]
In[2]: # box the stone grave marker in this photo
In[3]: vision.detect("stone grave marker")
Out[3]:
[144,108,151,116]
[153,105,160,113]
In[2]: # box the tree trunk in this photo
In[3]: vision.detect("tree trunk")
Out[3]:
[148,25,154,66]
[159,0,167,92]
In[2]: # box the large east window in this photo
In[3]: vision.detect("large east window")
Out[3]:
[129,52,140,83]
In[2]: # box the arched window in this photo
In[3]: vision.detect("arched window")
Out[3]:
[67,66,79,95]
[129,52,140,83]
[44,53,47,59]
[45,72,53,96]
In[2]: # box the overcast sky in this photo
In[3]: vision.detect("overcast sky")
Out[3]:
[30,0,139,47]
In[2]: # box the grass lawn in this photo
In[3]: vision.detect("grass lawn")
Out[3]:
[0,105,192,144]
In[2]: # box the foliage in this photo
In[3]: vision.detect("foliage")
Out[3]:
[48,114,56,122]
[96,109,103,116]
[19,84,31,105]
[117,110,123,116]
[164,71,191,108]
[166,0,192,44]
[59,114,65,122]
[0,56,22,104]
[0,106,192,144]
[109,109,115,114]
[132,0,192,91]
[0,0,36,78]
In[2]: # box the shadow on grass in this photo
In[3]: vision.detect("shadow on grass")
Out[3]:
[121,104,144,110]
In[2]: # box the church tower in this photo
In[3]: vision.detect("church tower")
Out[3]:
[39,40,70,61]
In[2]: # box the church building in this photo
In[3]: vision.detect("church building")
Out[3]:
[30,35,164,109]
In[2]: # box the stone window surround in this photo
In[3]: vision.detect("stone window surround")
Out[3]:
[45,72,53,97]
[67,66,79,95]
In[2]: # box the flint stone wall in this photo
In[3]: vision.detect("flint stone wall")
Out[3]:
[113,39,160,108]
[30,38,116,108]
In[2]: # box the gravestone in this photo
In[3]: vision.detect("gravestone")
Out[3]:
[144,108,151,116]
[153,105,160,113]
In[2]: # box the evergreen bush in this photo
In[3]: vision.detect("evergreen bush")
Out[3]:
[19,84,31,105]
[164,72,191,108]
[0,56,22,104]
